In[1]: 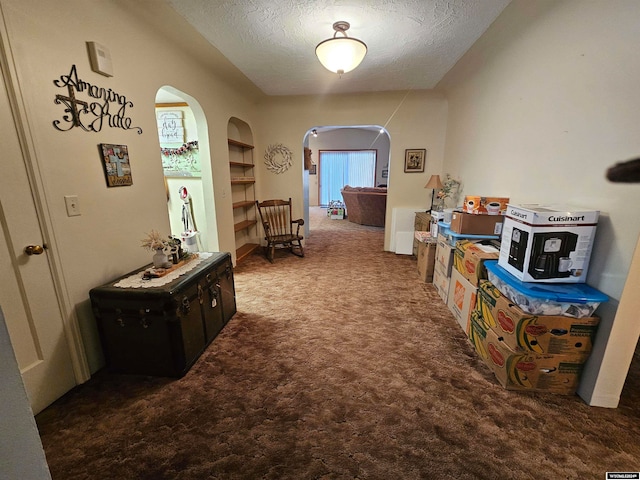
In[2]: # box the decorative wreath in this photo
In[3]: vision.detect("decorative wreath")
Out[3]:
[264,143,293,174]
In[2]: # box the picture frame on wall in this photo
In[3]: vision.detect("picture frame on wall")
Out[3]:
[99,143,133,187]
[404,149,426,173]
[309,164,317,175]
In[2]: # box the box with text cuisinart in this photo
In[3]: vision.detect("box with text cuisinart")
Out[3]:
[498,204,599,283]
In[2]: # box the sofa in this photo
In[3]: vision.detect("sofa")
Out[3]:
[340,186,387,227]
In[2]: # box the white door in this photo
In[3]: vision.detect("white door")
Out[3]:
[0,64,78,415]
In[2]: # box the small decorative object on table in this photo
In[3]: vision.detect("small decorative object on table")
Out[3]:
[140,230,172,268]
[167,235,184,264]
[140,230,197,278]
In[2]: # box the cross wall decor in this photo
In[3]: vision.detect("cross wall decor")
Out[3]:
[53,64,142,134]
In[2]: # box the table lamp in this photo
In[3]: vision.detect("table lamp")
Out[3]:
[424,175,444,213]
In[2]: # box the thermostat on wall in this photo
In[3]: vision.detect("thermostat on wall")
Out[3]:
[87,41,113,77]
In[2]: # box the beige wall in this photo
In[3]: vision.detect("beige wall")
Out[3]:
[438,0,640,407]
[255,91,448,250]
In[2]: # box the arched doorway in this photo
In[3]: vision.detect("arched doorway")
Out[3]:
[302,125,390,237]
[155,86,219,252]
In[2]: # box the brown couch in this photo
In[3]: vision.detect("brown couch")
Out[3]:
[340,186,387,227]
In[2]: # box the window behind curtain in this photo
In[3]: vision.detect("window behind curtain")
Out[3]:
[319,150,376,206]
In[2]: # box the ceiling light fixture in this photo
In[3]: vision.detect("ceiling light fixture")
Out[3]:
[315,21,367,76]
[312,129,318,137]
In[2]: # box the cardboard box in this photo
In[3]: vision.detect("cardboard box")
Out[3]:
[447,267,478,334]
[433,261,450,303]
[453,240,500,287]
[463,196,510,215]
[475,280,600,354]
[435,233,454,275]
[468,313,589,395]
[414,231,433,243]
[498,204,599,283]
[416,241,437,283]
[450,211,504,236]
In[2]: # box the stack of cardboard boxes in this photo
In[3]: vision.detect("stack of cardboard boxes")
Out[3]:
[415,230,437,283]
[464,204,608,395]
[447,239,501,331]
[427,199,609,395]
[435,196,508,331]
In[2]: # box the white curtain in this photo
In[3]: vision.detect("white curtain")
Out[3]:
[319,150,376,206]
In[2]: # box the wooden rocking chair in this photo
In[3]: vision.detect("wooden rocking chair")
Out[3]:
[256,198,305,263]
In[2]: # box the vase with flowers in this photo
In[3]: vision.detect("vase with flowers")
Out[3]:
[436,174,462,210]
[141,230,171,268]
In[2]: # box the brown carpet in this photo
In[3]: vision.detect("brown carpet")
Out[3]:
[36,207,640,479]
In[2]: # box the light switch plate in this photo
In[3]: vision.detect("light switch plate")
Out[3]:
[64,195,81,216]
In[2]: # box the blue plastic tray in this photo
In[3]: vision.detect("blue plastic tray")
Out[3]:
[437,221,501,243]
[484,260,608,304]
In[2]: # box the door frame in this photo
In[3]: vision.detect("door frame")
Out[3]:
[0,6,90,385]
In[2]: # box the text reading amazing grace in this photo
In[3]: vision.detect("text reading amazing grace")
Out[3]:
[53,64,142,134]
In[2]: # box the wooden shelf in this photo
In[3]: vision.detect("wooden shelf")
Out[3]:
[229,161,254,168]
[236,243,260,263]
[234,219,257,232]
[228,139,254,149]
[233,200,255,209]
[229,137,256,264]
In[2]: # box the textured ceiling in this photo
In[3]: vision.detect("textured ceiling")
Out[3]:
[166,0,511,96]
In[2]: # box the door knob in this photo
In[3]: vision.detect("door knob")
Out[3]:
[24,245,45,255]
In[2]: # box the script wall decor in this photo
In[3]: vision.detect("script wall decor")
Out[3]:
[53,65,142,134]
[157,110,184,143]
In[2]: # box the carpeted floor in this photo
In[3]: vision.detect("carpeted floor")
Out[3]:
[36,207,640,479]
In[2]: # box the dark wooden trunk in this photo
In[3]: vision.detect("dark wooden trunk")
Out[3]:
[90,252,236,377]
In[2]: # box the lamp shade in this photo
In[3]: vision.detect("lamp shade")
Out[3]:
[316,37,367,74]
[424,175,443,190]
[316,21,367,75]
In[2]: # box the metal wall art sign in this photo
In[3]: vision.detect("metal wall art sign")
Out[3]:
[53,64,142,134]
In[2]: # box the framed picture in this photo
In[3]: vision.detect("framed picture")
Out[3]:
[382,168,388,178]
[309,164,317,175]
[99,143,133,187]
[156,110,184,143]
[404,149,426,173]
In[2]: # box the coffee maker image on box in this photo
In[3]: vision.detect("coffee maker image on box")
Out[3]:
[508,227,529,271]
[528,231,578,279]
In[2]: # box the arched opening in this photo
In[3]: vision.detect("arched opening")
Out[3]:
[155,86,219,253]
[227,117,259,263]
[302,125,390,237]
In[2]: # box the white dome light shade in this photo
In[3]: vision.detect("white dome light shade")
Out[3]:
[315,21,367,75]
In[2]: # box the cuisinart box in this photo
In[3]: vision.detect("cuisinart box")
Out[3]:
[498,204,599,283]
